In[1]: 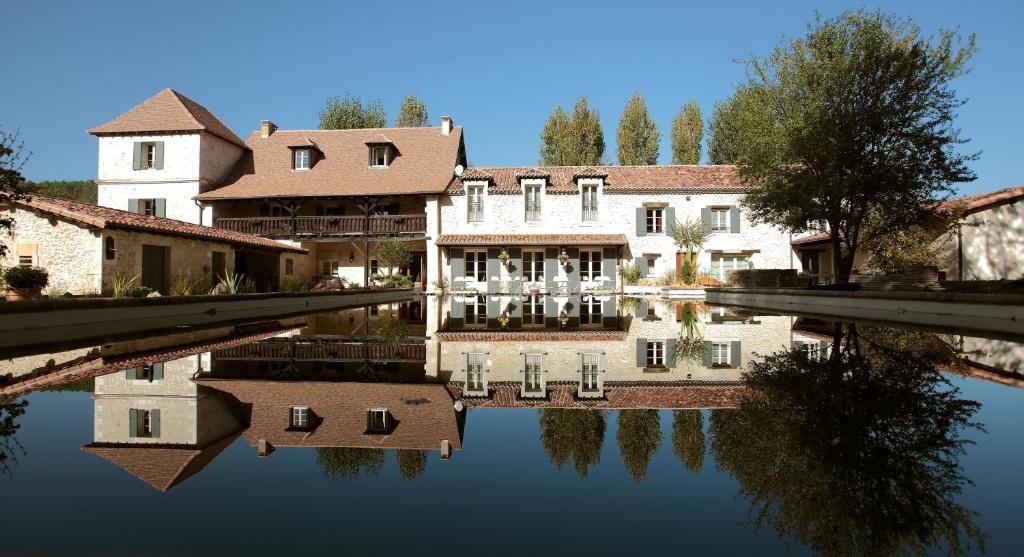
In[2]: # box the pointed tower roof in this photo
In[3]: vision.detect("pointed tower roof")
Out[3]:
[88,88,249,149]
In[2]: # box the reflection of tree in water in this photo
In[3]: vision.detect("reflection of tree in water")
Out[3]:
[395,449,427,482]
[315,448,384,482]
[539,409,605,478]
[710,325,985,557]
[672,409,704,473]
[617,409,662,482]
[1,396,28,479]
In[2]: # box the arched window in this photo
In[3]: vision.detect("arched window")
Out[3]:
[104,236,116,260]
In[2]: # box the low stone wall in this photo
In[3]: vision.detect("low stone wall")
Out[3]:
[849,266,940,291]
[726,269,798,288]
[0,288,414,354]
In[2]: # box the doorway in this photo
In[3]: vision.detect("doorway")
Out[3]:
[404,252,426,287]
[141,244,169,293]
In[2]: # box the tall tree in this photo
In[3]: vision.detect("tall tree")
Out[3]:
[540,97,605,166]
[671,101,703,164]
[315,447,385,482]
[616,92,660,165]
[707,87,766,165]
[671,409,704,473]
[616,409,661,482]
[539,105,571,165]
[0,396,29,479]
[0,127,30,259]
[539,409,605,478]
[395,449,427,481]
[735,10,977,283]
[395,95,429,127]
[319,93,389,129]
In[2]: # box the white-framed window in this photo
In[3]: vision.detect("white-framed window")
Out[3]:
[645,255,658,277]
[321,260,340,278]
[465,295,487,325]
[711,342,731,366]
[581,353,601,393]
[370,258,381,276]
[579,249,602,281]
[467,353,486,393]
[366,408,389,433]
[580,296,602,326]
[523,295,544,326]
[465,249,487,282]
[522,250,544,282]
[294,148,311,171]
[581,185,599,221]
[139,199,158,216]
[290,406,309,428]
[711,208,730,232]
[796,342,826,362]
[524,184,542,221]
[524,354,544,394]
[646,341,665,367]
[370,145,389,168]
[710,254,751,281]
[646,207,664,234]
[129,408,157,438]
[143,142,157,169]
[467,185,484,222]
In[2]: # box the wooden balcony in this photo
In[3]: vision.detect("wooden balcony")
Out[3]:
[214,214,427,239]
[214,337,427,362]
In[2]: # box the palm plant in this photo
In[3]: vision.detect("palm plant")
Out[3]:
[670,218,710,285]
[111,273,139,298]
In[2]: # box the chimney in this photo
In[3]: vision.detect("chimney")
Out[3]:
[258,438,274,457]
[260,120,277,138]
[441,116,453,136]
[440,439,452,460]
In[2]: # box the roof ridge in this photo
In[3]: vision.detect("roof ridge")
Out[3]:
[166,88,207,130]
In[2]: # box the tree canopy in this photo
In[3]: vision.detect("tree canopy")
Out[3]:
[616,409,662,482]
[395,449,427,481]
[315,447,384,482]
[707,87,766,165]
[0,396,29,479]
[539,408,605,478]
[539,97,605,166]
[733,10,977,282]
[616,92,660,165]
[671,101,703,164]
[319,94,388,129]
[0,127,30,259]
[396,95,429,127]
[671,409,704,473]
[25,180,97,204]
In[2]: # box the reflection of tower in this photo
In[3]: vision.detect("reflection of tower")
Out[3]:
[82,354,243,492]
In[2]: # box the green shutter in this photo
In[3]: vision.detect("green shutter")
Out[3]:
[132,142,143,170]
[125,368,137,380]
[567,248,580,294]
[153,142,164,169]
[128,199,139,214]
[154,199,166,218]
[601,296,617,328]
[486,294,500,328]
[703,341,713,368]
[636,338,647,367]
[509,248,522,279]
[450,248,464,284]
[602,247,617,287]
[152,362,164,380]
[151,409,161,439]
[486,248,500,294]
[544,248,558,291]
[731,341,742,367]
[635,207,646,236]
[666,338,677,368]
[665,206,676,231]
[128,409,138,437]
[638,300,648,318]
[701,207,713,234]
[544,296,559,328]
[635,256,647,277]
[730,207,741,233]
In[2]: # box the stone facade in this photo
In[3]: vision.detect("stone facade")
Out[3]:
[934,201,1024,280]
[101,227,237,294]
[1,205,103,293]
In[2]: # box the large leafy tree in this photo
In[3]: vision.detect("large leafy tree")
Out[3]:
[539,408,605,478]
[0,127,30,258]
[671,409,704,473]
[0,396,29,479]
[539,97,605,166]
[710,325,985,557]
[25,180,96,204]
[707,87,765,165]
[616,92,660,165]
[395,95,429,127]
[319,93,388,129]
[616,409,661,482]
[671,101,703,164]
[735,10,977,283]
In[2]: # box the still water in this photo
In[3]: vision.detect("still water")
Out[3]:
[1,296,1022,556]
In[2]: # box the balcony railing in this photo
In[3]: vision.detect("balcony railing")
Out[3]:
[214,214,427,238]
[215,338,426,362]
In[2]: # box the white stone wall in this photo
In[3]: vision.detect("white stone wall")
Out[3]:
[198,132,246,188]
[934,202,1024,280]
[98,181,203,224]
[0,206,103,293]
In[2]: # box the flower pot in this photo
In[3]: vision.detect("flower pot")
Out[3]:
[5,288,42,301]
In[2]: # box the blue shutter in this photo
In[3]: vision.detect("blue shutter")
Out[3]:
[730,207,741,233]
[601,296,617,328]
[701,208,713,235]
[125,368,137,380]
[509,248,522,280]
[153,141,165,170]
[544,296,559,328]
[154,199,166,218]
[636,338,647,367]
[486,295,500,328]
[635,207,646,236]
[132,143,143,170]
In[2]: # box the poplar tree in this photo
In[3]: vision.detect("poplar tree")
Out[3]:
[539,105,571,165]
[539,97,605,166]
[671,101,703,164]
[395,95,429,127]
[616,92,660,165]
[319,93,389,129]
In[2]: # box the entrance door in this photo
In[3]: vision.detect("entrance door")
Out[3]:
[801,251,820,284]
[405,252,425,287]
[141,245,169,293]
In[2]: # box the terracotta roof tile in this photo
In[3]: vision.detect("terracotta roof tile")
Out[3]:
[452,165,744,194]
[435,233,628,246]
[447,381,748,409]
[940,184,1024,215]
[196,126,464,200]
[791,231,832,246]
[10,195,305,254]
[88,88,248,149]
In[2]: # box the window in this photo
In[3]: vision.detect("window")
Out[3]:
[524,354,544,394]
[129,408,159,438]
[710,254,751,281]
[580,296,602,326]
[646,341,665,367]
[646,207,664,234]
[524,185,542,221]
[465,249,487,282]
[645,255,658,277]
[130,198,164,217]
[18,255,33,268]
[285,258,294,276]
[104,236,116,260]
[522,250,543,282]
[366,408,390,433]
[294,148,311,171]
[582,185,598,221]
[467,353,486,393]
[523,295,544,326]
[711,342,730,366]
[465,295,486,326]
[290,406,309,429]
[370,258,380,276]
[142,142,157,169]
[711,209,729,232]
[579,249,602,281]
[321,260,340,278]
[370,145,389,168]
[467,185,484,222]
[581,353,601,393]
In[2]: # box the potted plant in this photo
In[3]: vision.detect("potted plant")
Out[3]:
[4,266,49,301]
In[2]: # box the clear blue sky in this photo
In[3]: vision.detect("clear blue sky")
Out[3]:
[2,0,1020,195]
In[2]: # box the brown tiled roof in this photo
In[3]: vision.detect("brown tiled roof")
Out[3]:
[87,88,248,149]
[201,380,463,452]
[451,165,744,194]
[447,381,747,409]
[9,195,306,254]
[435,330,626,342]
[82,431,242,492]
[940,184,1024,216]
[195,126,464,200]
[791,231,832,246]
[435,233,628,246]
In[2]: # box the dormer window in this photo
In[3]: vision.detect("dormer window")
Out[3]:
[366,408,392,434]
[370,145,389,168]
[294,148,311,171]
[290,406,310,428]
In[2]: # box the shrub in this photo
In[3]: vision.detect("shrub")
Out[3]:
[726,269,798,288]
[374,239,412,272]
[372,273,412,288]
[680,259,694,284]
[171,273,201,296]
[112,273,139,298]
[619,263,642,285]
[660,270,677,286]
[4,266,49,290]
[281,275,310,292]
[216,273,250,294]
[431,276,450,293]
